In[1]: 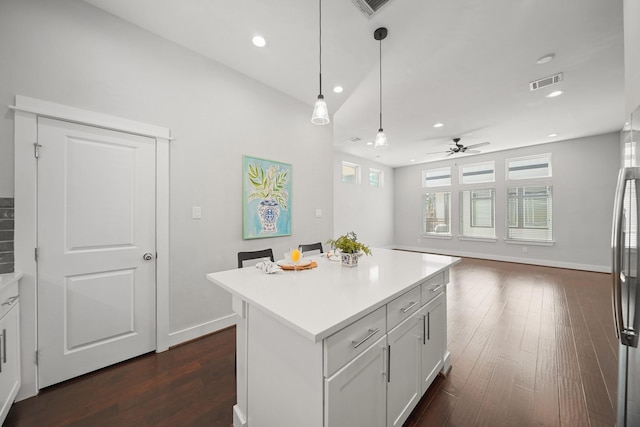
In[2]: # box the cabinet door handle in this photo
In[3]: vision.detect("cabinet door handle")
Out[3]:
[430,284,444,294]
[401,301,419,313]
[422,315,426,345]
[352,328,379,349]
[427,312,430,341]
[387,345,391,383]
[2,329,6,364]
[1,296,18,306]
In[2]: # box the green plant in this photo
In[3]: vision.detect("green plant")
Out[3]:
[247,163,289,209]
[326,231,371,255]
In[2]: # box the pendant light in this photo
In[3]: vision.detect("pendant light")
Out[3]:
[374,27,388,148]
[311,0,330,125]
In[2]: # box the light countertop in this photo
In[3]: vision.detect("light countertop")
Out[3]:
[207,249,459,342]
[0,271,22,290]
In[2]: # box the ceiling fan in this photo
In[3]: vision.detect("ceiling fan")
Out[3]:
[428,138,490,156]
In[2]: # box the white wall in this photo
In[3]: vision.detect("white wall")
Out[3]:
[0,0,334,395]
[394,133,620,272]
[333,153,394,248]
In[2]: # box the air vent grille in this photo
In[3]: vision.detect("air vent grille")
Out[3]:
[529,73,563,91]
[351,0,390,17]
[346,137,362,143]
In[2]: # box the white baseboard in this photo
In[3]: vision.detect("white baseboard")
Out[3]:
[393,245,610,273]
[167,314,237,348]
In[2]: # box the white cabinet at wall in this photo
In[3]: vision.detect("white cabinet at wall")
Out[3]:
[324,335,387,427]
[0,275,21,425]
[420,292,446,394]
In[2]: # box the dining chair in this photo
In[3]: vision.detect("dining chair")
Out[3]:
[298,242,323,255]
[237,248,275,268]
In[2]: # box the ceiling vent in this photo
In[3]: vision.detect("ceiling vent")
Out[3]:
[529,72,563,91]
[346,137,362,143]
[351,0,391,17]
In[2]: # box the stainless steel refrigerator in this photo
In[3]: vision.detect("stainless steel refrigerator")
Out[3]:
[612,105,640,426]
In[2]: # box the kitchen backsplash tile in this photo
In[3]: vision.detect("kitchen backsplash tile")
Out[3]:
[0,198,14,274]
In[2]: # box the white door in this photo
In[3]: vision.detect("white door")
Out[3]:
[324,335,387,427]
[387,312,421,427]
[421,292,445,394]
[36,117,157,388]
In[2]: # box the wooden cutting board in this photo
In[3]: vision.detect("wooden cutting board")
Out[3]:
[279,261,318,271]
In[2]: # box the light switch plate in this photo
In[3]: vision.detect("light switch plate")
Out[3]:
[315,208,322,218]
[192,206,202,219]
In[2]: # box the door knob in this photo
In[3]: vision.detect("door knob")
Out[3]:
[143,253,154,261]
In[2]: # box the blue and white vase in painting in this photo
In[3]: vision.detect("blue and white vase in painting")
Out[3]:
[258,199,280,233]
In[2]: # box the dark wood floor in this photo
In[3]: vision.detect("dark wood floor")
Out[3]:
[5,258,617,426]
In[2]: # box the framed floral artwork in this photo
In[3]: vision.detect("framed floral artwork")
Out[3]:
[242,155,292,239]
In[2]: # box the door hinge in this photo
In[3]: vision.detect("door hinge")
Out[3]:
[34,247,38,262]
[34,143,42,158]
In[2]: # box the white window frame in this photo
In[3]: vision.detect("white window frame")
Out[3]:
[341,161,361,184]
[459,188,496,240]
[422,191,452,237]
[423,166,452,188]
[459,161,495,185]
[506,153,552,180]
[506,185,554,244]
[369,168,383,188]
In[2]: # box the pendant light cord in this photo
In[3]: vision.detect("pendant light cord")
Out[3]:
[318,0,323,97]
[379,37,383,130]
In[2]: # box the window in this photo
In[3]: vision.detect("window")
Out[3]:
[341,161,360,184]
[423,167,451,187]
[459,189,495,238]
[506,153,551,180]
[369,168,383,188]
[423,192,451,236]
[460,161,495,184]
[507,186,553,241]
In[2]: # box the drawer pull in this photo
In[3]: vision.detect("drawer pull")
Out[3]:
[430,284,444,293]
[352,328,380,349]
[401,301,419,313]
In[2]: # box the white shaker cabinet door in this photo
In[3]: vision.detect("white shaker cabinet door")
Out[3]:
[386,310,422,427]
[325,335,387,427]
[0,303,20,425]
[421,292,446,394]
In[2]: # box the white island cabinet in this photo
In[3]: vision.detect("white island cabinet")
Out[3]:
[0,272,21,425]
[207,249,459,427]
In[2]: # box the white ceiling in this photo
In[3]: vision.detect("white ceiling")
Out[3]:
[83,0,625,167]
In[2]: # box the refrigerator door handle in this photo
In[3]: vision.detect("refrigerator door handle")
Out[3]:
[612,167,640,348]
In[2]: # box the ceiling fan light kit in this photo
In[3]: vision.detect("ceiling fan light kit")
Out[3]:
[426,137,490,157]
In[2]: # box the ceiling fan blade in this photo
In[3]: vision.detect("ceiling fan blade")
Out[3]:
[464,149,481,154]
[425,150,451,155]
[444,151,455,157]
[464,141,490,150]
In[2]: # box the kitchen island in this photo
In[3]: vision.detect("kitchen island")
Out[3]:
[207,248,460,427]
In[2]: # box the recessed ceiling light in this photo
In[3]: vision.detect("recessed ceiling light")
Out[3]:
[536,54,555,64]
[252,35,266,47]
[433,123,444,128]
[548,133,558,138]
[410,159,416,162]
[546,90,564,98]
[366,141,374,146]
[333,86,344,93]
